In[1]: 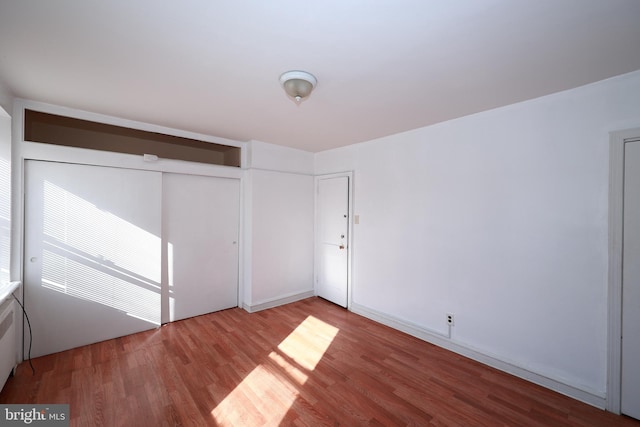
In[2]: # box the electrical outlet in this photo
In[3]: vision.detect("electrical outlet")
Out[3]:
[446,313,455,326]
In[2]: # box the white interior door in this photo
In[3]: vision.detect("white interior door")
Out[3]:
[316,176,349,307]
[163,173,239,322]
[24,160,162,357]
[622,140,640,420]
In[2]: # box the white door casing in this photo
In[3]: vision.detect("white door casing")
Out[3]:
[608,129,640,416]
[621,140,640,420]
[316,174,350,308]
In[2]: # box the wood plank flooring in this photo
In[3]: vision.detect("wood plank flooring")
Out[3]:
[1,297,638,426]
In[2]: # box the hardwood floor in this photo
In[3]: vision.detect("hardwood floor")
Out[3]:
[1,297,638,426]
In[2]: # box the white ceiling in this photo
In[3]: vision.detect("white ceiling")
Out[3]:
[1,1,639,153]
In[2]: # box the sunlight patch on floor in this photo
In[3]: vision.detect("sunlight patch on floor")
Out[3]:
[211,364,297,426]
[277,315,339,370]
[211,315,339,425]
[268,351,309,384]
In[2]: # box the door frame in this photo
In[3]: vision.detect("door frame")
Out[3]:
[314,172,354,309]
[607,127,640,413]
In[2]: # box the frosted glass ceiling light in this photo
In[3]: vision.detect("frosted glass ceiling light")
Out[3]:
[280,70,317,104]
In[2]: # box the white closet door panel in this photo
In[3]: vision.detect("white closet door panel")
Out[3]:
[24,161,162,358]
[163,173,239,322]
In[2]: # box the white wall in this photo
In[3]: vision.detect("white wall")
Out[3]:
[315,70,640,402]
[248,140,314,175]
[243,141,315,311]
[0,78,12,117]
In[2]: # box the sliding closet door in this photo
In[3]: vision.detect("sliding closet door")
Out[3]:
[163,173,239,322]
[24,160,162,357]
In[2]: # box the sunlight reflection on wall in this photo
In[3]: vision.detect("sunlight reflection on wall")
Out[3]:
[168,241,175,319]
[0,158,9,283]
[41,181,161,324]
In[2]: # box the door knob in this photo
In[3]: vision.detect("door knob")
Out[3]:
[339,244,345,250]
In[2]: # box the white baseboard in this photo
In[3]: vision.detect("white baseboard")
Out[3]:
[350,302,606,409]
[243,290,315,313]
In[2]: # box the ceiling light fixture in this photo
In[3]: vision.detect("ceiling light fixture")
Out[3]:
[279,70,317,104]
